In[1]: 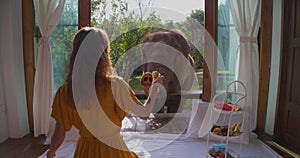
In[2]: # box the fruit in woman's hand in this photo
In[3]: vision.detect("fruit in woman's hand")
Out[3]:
[141,72,153,87]
[141,71,160,88]
[152,71,159,78]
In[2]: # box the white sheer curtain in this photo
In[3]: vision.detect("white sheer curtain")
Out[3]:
[33,0,66,137]
[229,0,261,131]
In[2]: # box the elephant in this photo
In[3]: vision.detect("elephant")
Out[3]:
[141,29,196,113]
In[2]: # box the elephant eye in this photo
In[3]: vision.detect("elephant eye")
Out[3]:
[144,77,148,81]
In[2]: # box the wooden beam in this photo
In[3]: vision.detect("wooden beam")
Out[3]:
[202,0,217,102]
[256,0,273,132]
[22,0,35,131]
[79,0,91,28]
[273,0,292,141]
[135,90,202,100]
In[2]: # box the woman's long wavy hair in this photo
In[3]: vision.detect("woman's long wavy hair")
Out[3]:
[66,27,115,104]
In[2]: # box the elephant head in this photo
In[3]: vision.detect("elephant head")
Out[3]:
[141,29,195,113]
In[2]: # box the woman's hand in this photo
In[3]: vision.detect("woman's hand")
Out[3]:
[152,74,164,84]
[47,122,66,158]
[46,149,56,158]
[143,74,164,96]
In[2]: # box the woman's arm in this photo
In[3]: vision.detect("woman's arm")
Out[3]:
[47,122,66,158]
[138,84,159,120]
[133,75,164,120]
[113,75,163,120]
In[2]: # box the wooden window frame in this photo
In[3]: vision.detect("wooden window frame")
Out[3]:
[22,0,92,131]
[22,0,35,131]
[79,0,91,28]
[256,0,273,132]
[202,0,217,102]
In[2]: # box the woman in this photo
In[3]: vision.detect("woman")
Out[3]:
[47,27,162,158]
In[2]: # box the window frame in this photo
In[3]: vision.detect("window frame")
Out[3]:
[23,0,35,131]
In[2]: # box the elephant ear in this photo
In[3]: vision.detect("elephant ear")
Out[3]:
[174,54,195,90]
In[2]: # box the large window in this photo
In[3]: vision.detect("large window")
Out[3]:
[24,0,273,134]
[26,0,217,131]
[30,0,219,101]
[34,0,206,95]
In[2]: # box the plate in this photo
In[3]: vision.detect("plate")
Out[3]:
[207,145,237,158]
[210,131,242,140]
[213,107,244,115]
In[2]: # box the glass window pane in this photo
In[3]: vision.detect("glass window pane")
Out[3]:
[34,0,79,94]
[91,0,204,133]
[217,0,239,90]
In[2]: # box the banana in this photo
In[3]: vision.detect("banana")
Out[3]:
[231,124,237,132]
[234,122,242,132]
[234,106,241,111]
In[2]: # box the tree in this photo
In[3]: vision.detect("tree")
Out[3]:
[190,9,204,25]
[136,0,154,22]
[171,9,205,71]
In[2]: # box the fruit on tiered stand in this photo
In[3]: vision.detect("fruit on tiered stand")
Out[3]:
[208,144,235,158]
[211,122,242,137]
[214,102,241,112]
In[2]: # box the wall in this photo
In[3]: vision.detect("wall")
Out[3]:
[0,0,29,141]
[0,55,8,142]
[265,0,282,135]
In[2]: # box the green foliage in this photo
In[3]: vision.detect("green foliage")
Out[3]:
[190,9,204,25]
[91,0,205,72]
[50,0,78,91]
[128,76,143,90]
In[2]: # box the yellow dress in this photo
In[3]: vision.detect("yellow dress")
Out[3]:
[51,77,140,158]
